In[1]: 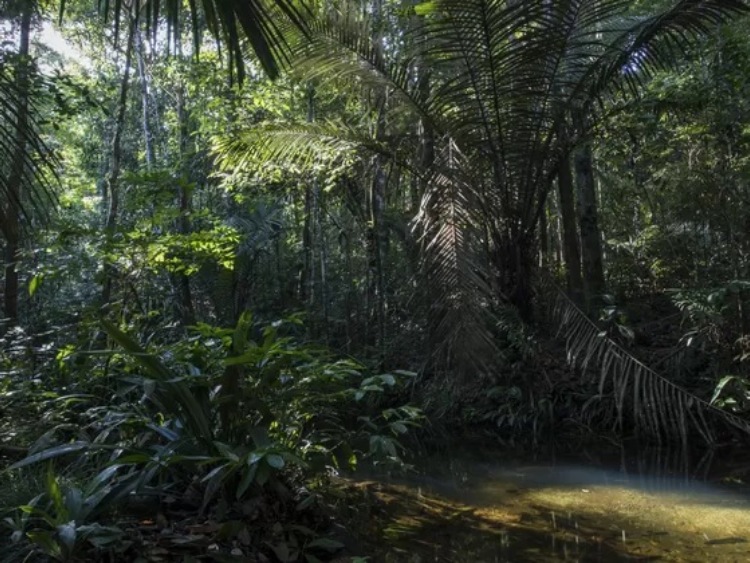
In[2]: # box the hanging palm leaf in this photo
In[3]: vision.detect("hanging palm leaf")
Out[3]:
[0,33,58,232]
[548,278,750,445]
[79,0,311,80]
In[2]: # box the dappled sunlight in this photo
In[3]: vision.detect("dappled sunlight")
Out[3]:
[352,455,750,562]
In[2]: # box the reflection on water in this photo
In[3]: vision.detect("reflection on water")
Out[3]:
[360,445,750,562]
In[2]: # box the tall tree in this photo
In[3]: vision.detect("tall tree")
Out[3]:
[101,16,135,307]
[222,0,749,377]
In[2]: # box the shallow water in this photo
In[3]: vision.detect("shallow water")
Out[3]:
[359,445,750,562]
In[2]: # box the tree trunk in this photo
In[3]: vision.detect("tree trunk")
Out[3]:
[573,118,606,311]
[168,18,195,325]
[557,153,584,299]
[300,85,316,325]
[136,29,155,168]
[539,203,549,268]
[2,4,32,326]
[102,20,135,307]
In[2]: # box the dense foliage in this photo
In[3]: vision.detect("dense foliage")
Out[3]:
[2,0,750,560]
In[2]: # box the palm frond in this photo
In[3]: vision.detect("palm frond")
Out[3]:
[571,0,749,108]
[0,58,57,231]
[286,8,431,125]
[213,120,394,172]
[549,279,750,445]
[88,0,310,80]
[413,141,500,378]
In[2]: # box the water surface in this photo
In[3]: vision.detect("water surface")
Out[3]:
[356,445,750,562]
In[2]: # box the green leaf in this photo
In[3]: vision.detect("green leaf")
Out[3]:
[28,274,42,297]
[57,521,77,551]
[390,421,408,434]
[27,531,62,558]
[236,463,258,500]
[307,537,344,551]
[266,454,285,469]
[711,375,745,405]
[10,442,89,470]
[414,1,436,16]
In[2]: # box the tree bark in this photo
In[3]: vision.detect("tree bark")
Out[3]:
[135,29,155,168]
[2,4,32,325]
[573,114,606,311]
[170,49,196,325]
[370,100,388,360]
[557,152,584,298]
[300,84,316,321]
[102,19,135,307]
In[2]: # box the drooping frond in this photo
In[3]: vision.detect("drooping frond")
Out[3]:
[83,0,311,80]
[413,142,500,377]
[0,61,58,229]
[285,8,431,126]
[213,120,399,173]
[570,0,750,109]
[549,280,750,445]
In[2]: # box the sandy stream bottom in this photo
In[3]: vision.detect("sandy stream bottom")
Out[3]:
[341,466,750,562]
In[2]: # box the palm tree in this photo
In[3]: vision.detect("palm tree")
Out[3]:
[216,0,748,376]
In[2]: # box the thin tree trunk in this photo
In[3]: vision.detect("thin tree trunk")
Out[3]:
[539,204,549,268]
[573,115,606,311]
[172,37,196,325]
[413,69,433,214]
[102,19,135,307]
[300,84,316,330]
[557,154,584,298]
[370,101,388,361]
[318,193,330,344]
[2,4,32,325]
[369,0,388,362]
[135,29,154,168]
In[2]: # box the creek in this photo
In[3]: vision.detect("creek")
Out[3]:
[348,444,750,562]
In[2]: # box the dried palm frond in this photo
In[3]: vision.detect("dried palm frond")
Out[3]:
[549,280,750,446]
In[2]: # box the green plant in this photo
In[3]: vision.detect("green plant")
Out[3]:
[711,375,750,415]
[8,313,421,549]
[4,465,136,561]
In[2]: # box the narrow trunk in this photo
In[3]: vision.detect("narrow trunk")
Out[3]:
[2,4,32,325]
[369,0,387,363]
[173,81,196,324]
[300,85,316,322]
[102,20,135,306]
[573,122,606,311]
[135,29,154,168]
[539,204,549,268]
[413,69,433,213]
[370,100,388,361]
[557,154,584,298]
[318,194,330,344]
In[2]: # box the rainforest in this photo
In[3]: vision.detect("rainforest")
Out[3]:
[2,0,750,561]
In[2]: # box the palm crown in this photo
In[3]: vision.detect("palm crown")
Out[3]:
[218,0,748,374]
